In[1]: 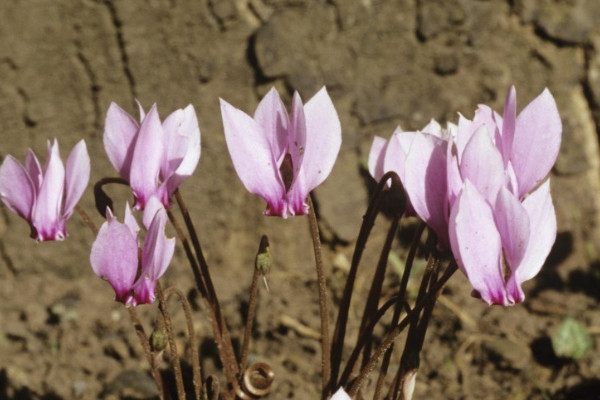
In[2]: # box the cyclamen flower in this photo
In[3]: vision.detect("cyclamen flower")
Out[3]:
[220,87,341,218]
[371,87,561,305]
[90,197,175,306]
[0,139,90,241]
[103,102,201,210]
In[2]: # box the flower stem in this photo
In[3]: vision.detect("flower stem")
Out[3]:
[307,195,331,399]
[156,281,186,400]
[348,261,458,397]
[164,286,204,400]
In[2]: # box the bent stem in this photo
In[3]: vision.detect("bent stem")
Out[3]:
[307,195,331,399]
[348,261,458,398]
[164,286,204,400]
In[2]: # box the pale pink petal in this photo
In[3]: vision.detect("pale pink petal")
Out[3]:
[500,86,516,166]
[103,102,139,178]
[0,155,35,219]
[220,98,286,214]
[90,208,139,304]
[136,100,146,122]
[289,91,307,183]
[254,87,289,161]
[24,149,42,190]
[142,195,163,229]
[384,128,418,183]
[446,136,462,208]
[161,105,201,199]
[459,126,505,203]
[421,118,442,138]
[284,92,309,215]
[455,113,478,160]
[123,202,140,237]
[449,181,508,305]
[294,86,341,194]
[134,207,175,304]
[404,132,449,247]
[31,140,65,240]
[512,88,562,198]
[63,140,90,219]
[494,187,530,275]
[330,387,351,400]
[368,136,388,182]
[129,105,164,210]
[518,179,556,282]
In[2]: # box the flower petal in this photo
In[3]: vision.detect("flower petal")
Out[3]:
[31,140,65,240]
[124,202,140,237]
[293,86,341,195]
[24,149,42,190]
[512,88,562,198]
[161,105,201,200]
[103,102,139,178]
[220,98,286,214]
[63,140,90,219]
[129,104,164,209]
[500,85,516,166]
[368,135,388,182]
[254,87,289,162]
[459,125,505,203]
[0,155,35,220]
[449,181,508,305]
[330,388,351,400]
[404,132,449,247]
[384,128,417,183]
[90,208,139,304]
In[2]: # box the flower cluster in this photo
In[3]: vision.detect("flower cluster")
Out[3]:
[369,87,561,305]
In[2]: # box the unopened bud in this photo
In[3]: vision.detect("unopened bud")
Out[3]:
[255,235,272,276]
[150,325,168,352]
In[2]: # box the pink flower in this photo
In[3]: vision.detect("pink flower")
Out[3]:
[0,139,90,241]
[90,198,175,306]
[330,388,351,400]
[220,87,341,218]
[377,87,561,305]
[103,102,201,210]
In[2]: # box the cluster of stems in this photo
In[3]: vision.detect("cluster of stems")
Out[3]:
[80,170,457,400]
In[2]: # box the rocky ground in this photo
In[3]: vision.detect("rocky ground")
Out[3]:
[1,0,600,399]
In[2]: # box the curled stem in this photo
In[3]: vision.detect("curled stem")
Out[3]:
[307,195,331,399]
[164,286,204,400]
[156,282,186,400]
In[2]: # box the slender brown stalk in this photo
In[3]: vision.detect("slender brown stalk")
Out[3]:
[75,205,98,235]
[306,195,331,399]
[174,190,240,386]
[330,171,404,393]
[348,261,458,397]
[240,236,270,371]
[374,223,426,400]
[164,286,204,400]
[166,209,238,392]
[128,308,166,400]
[156,282,186,400]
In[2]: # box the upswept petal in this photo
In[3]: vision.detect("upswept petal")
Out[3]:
[103,102,139,178]
[297,87,342,193]
[254,87,289,161]
[368,136,388,181]
[385,128,417,183]
[512,88,562,198]
[31,140,65,240]
[518,180,556,283]
[135,207,175,304]
[161,105,201,199]
[220,99,286,213]
[446,137,462,207]
[494,186,530,276]
[455,113,478,160]
[449,181,507,305]
[90,208,139,304]
[142,195,163,229]
[63,140,90,219]
[24,149,42,190]
[289,91,307,182]
[500,86,516,166]
[421,118,442,138]
[129,105,164,210]
[0,155,35,219]
[459,126,505,203]
[124,202,140,237]
[404,133,449,247]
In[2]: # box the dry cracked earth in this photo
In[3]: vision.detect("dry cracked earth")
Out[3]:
[2,0,600,399]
